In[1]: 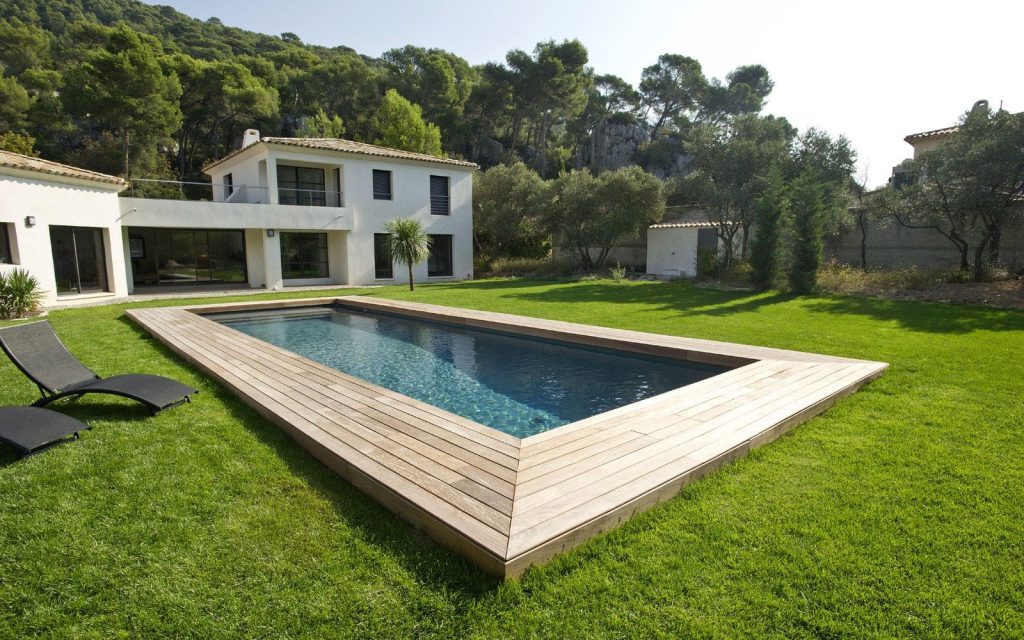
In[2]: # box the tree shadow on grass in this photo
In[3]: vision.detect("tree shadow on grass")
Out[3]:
[392,279,1024,335]
[107,313,503,597]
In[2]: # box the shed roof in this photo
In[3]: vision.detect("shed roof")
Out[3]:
[649,221,715,229]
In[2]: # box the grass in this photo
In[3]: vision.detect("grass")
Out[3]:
[1,279,1022,638]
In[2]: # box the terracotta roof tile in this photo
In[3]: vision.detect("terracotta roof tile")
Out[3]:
[0,150,127,187]
[649,221,715,229]
[204,137,478,172]
[904,126,959,143]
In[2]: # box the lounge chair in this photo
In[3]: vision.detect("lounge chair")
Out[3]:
[0,406,89,457]
[0,321,197,415]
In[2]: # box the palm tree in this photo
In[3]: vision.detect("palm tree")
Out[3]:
[383,217,431,291]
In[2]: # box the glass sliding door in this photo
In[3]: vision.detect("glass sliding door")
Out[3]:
[280,232,329,279]
[49,226,108,295]
[128,228,247,287]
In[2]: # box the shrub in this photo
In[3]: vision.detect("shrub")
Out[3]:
[749,174,787,291]
[787,170,826,294]
[695,247,719,279]
[485,257,577,279]
[610,261,627,283]
[0,268,42,319]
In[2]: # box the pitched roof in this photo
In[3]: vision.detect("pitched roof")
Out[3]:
[0,150,127,187]
[904,125,959,144]
[204,137,478,172]
[649,221,715,229]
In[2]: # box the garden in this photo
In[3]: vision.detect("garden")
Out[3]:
[1,278,1022,638]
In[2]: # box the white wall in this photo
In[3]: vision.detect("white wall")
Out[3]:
[208,145,475,287]
[646,227,701,277]
[0,172,127,305]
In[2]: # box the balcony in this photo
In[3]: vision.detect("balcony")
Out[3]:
[119,180,352,232]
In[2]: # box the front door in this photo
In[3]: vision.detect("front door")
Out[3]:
[49,226,108,295]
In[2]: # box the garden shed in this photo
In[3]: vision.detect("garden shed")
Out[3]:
[646,220,717,278]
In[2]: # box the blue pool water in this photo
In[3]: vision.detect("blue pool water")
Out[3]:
[211,306,727,438]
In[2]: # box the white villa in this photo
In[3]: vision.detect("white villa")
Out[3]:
[0,131,476,306]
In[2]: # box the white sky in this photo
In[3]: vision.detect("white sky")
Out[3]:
[158,0,1024,188]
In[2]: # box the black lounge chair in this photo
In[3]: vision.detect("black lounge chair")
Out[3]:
[0,406,89,457]
[0,321,197,415]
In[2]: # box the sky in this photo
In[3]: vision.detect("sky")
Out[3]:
[158,0,1024,187]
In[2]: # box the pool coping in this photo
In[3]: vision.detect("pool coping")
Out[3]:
[127,296,888,577]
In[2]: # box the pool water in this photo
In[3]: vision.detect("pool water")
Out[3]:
[211,306,727,438]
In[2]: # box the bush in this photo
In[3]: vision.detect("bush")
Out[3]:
[695,247,719,279]
[610,261,627,283]
[817,261,945,294]
[0,268,42,319]
[484,257,577,279]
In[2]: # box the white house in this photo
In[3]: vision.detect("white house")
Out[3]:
[0,133,476,306]
[0,151,131,305]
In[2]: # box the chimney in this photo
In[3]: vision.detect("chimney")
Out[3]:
[242,129,261,148]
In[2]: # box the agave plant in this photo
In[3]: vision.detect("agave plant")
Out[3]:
[382,218,431,291]
[0,268,43,319]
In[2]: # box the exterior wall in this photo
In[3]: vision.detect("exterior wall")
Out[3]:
[910,137,948,159]
[826,221,1024,270]
[0,172,127,305]
[646,227,701,277]
[206,146,475,287]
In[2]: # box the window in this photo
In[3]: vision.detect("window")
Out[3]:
[49,226,108,294]
[427,234,453,277]
[223,173,234,199]
[280,232,329,279]
[0,224,12,264]
[277,164,326,206]
[128,228,247,287]
[429,175,449,215]
[372,170,392,200]
[373,233,393,279]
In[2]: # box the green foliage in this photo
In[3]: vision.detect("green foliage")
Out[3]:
[296,108,345,138]
[62,25,182,176]
[0,74,29,131]
[382,217,431,291]
[787,168,827,294]
[473,162,550,261]
[543,166,664,271]
[695,246,719,279]
[0,268,42,319]
[878,105,1024,280]
[372,89,443,157]
[0,17,51,75]
[748,172,787,291]
[610,261,627,283]
[483,256,577,278]
[0,132,37,155]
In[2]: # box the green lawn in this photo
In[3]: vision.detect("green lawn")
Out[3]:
[1,279,1022,639]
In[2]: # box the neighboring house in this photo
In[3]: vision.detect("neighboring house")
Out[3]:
[830,100,1024,269]
[0,132,476,306]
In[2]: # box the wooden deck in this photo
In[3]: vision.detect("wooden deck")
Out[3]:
[126,296,887,577]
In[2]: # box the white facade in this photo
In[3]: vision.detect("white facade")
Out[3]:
[0,138,476,307]
[646,224,716,278]
[0,167,129,305]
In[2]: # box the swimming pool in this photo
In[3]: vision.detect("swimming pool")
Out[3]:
[210,305,727,437]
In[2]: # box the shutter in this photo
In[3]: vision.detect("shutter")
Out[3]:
[429,175,449,215]
[373,170,392,199]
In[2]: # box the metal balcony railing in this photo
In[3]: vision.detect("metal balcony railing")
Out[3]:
[127,179,344,207]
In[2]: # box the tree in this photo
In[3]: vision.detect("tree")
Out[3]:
[639,54,706,140]
[62,26,182,176]
[0,75,30,132]
[0,132,37,155]
[372,89,443,156]
[297,108,345,138]
[383,218,431,291]
[543,167,664,271]
[749,171,787,291]
[676,115,795,268]
[873,105,1024,279]
[473,162,550,261]
[787,168,827,294]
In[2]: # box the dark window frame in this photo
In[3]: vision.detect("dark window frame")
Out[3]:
[277,164,327,207]
[429,175,450,215]
[373,233,393,279]
[279,232,330,280]
[372,169,393,201]
[0,223,12,264]
[224,172,234,199]
[427,234,453,277]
